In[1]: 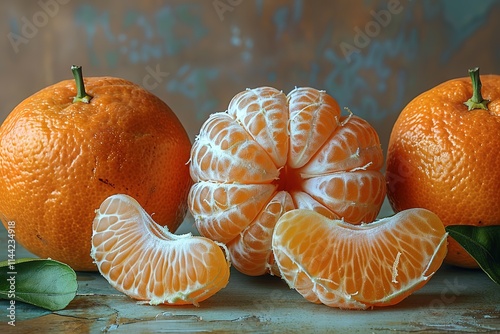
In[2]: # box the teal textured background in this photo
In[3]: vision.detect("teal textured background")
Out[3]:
[1,0,500,151]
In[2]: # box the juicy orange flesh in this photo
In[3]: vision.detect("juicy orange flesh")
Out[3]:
[227,191,295,276]
[190,112,279,184]
[227,86,289,167]
[91,194,230,305]
[189,87,386,275]
[272,208,448,309]
[287,87,342,169]
[189,182,277,244]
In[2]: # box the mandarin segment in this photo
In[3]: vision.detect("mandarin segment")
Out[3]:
[287,87,341,169]
[301,170,386,224]
[188,181,277,243]
[272,208,448,309]
[288,191,340,220]
[300,115,384,176]
[227,87,289,167]
[190,112,279,184]
[227,191,295,276]
[91,194,230,306]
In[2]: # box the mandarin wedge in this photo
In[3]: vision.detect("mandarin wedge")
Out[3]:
[91,194,230,306]
[189,86,386,276]
[272,208,448,310]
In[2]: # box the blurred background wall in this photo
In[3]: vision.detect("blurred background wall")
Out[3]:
[1,0,500,156]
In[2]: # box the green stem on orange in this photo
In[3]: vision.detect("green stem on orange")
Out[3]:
[71,65,92,103]
[464,67,489,111]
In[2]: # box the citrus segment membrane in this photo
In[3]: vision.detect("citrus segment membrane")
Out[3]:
[288,191,340,220]
[189,112,279,184]
[272,208,448,309]
[300,115,384,176]
[301,170,386,224]
[287,87,341,169]
[188,182,277,244]
[91,194,230,306]
[227,191,295,276]
[228,87,289,167]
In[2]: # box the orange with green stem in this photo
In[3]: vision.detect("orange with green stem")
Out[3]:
[0,66,192,270]
[386,67,500,268]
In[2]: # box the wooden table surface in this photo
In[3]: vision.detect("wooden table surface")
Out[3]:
[1,201,499,333]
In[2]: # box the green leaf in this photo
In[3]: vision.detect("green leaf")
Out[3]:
[0,258,78,311]
[445,225,500,285]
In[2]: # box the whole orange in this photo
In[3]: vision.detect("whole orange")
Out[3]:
[386,68,500,268]
[0,66,192,271]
